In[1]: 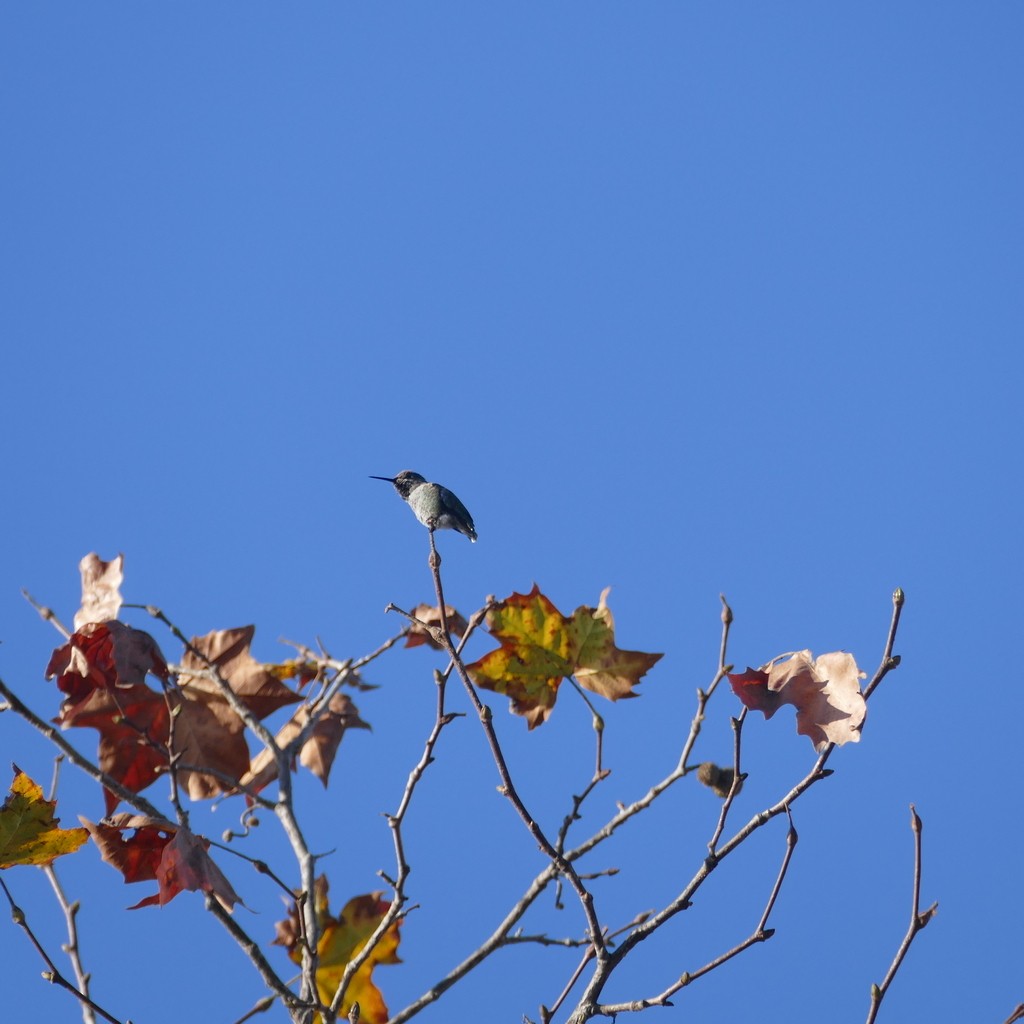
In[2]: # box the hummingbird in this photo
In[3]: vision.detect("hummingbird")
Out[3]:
[370,470,478,542]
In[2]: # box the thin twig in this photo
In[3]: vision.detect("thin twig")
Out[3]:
[230,994,277,1024]
[1,877,124,1024]
[756,807,798,933]
[595,808,797,1014]
[706,709,747,854]
[22,588,72,638]
[565,675,606,777]
[863,587,904,700]
[203,894,305,1013]
[865,804,938,1024]
[43,864,96,1024]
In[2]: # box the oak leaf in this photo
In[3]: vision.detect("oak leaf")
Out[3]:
[466,586,662,728]
[729,650,866,751]
[81,815,240,910]
[0,768,89,868]
[274,876,399,1023]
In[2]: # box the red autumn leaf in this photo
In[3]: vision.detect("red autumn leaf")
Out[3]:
[729,649,867,751]
[74,552,125,629]
[56,676,253,809]
[46,621,170,711]
[81,815,240,910]
[81,814,172,883]
[50,625,301,807]
[62,684,171,815]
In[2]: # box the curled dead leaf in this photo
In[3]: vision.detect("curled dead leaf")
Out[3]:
[404,604,468,649]
[74,552,124,630]
[81,815,241,910]
[729,650,866,751]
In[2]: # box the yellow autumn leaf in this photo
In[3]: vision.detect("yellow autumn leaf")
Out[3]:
[274,877,400,1024]
[0,768,89,869]
[316,893,401,1022]
[466,586,662,728]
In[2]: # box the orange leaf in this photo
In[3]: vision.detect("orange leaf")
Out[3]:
[0,768,89,868]
[466,586,662,728]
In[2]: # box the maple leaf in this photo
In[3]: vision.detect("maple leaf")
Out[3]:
[172,627,303,799]
[466,586,662,728]
[404,603,468,649]
[74,552,125,629]
[729,650,867,751]
[274,876,400,1022]
[0,768,89,868]
[179,627,302,719]
[47,620,171,711]
[81,815,241,910]
[61,683,171,814]
[51,624,303,807]
[240,693,370,794]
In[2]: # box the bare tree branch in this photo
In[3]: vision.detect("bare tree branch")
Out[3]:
[424,529,609,962]
[0,876,125,1024]
[865,804,938,1024]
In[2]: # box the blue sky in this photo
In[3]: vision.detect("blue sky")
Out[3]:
[2,5,1021,1022]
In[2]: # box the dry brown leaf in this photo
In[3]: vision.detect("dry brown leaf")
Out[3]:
[729,649,867,751]
[74,552,124,629]
[240,693,369,794]
[180,626,301,720]
[404,604,468,649]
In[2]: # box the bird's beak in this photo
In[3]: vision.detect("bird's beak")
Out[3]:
[369,475,396,482]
